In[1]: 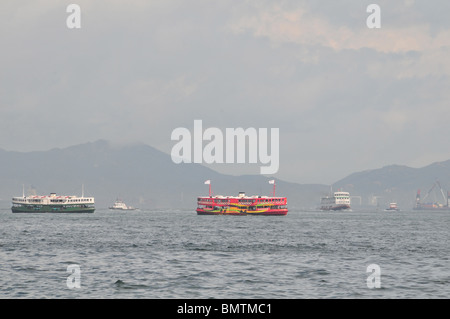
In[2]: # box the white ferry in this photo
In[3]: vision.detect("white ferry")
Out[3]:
[12,192,95,213]
[109,199,136,211]
[320,191,351,211]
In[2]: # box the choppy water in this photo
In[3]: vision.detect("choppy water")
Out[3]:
[0,208,449,299]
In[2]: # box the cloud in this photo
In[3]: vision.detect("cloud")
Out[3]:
[228,2,450,55]
[1,0,450,184]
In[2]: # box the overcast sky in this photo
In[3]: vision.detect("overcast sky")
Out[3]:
[1,0,450,185]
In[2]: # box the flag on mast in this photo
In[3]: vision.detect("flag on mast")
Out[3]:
[269,179,276,196]
[204,180,211,196]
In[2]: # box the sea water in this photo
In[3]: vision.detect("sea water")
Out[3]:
[0,208,449,298]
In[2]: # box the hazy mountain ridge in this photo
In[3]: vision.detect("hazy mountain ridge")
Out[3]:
[334,161,450,209]
[0,140,327,209]
[1,140,450,210]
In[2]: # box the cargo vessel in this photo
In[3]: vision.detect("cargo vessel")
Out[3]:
[414,182,450,211]
[320,191,351,211]
[196,180,288,215]
[12,191,95,213]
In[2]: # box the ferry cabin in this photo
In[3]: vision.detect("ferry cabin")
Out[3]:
[334,192,350,206]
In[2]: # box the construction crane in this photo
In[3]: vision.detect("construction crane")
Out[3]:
[416,181,450,209]
[420,181,446,204]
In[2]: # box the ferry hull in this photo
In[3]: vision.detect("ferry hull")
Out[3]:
[196,208,288,216]
[12,206,95,213]
[320,204,351,211]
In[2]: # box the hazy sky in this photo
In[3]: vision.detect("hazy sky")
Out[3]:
[1,0,450,185]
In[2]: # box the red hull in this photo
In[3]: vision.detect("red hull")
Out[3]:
[196,209,288,216]
[197,210,245,216]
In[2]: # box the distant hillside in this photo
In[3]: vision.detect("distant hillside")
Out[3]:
[0,140,328,209]
[2,140,450,211]
[333,161,450,209]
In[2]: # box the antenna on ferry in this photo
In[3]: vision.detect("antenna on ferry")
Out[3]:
[204,180,211,197]
[22,184,25,198]
[269,180,276,196]
[82,184,84,197]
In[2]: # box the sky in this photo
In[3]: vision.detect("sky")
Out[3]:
[1,0,450,185]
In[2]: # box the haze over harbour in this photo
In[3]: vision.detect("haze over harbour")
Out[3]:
[1,1,450,185]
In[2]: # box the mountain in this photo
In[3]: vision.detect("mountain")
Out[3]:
[0,140,328,209]
[332,161,450,209]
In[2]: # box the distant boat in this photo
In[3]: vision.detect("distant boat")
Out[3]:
[320,191,351,211]
[109,199,137,211]
[385,203,400,211]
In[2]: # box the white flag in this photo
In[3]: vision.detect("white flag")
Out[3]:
[204,180,211,185]
[269,180,275,184]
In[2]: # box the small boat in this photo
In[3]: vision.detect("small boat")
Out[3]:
[385,203,400,211]
[109,199,137,211]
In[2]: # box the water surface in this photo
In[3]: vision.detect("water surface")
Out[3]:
[0,208,449,298]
